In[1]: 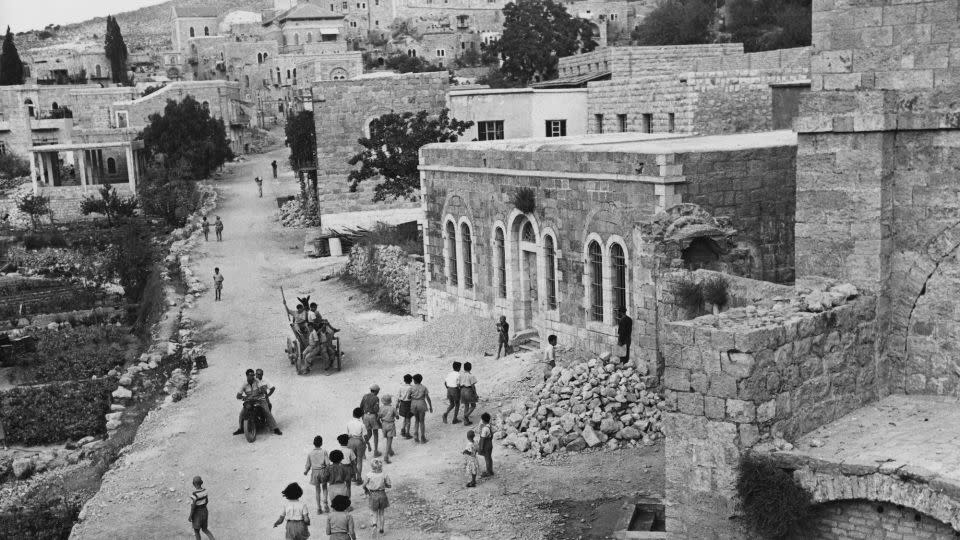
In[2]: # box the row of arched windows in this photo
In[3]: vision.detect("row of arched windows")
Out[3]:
[188,27,210,38]
[257,52,270,64]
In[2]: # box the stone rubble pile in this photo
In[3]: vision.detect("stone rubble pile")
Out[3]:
[277,199,320,228]
[496,354,664,456]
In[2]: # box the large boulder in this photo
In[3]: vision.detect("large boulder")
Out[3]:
[565,437,588,453]
[582,424,602,447]
[12,457,34,479]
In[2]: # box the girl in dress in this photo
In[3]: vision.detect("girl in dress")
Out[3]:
[363,459,391,534]
[273,483,310,540]
[325,450,354,503]
[303,435,329,513]
[188,476,216,540]
[463,430,480,488]
[326,495,356,540]
[459,362,478,426]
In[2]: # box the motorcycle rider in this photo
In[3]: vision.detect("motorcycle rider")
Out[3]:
[234,369,282,436]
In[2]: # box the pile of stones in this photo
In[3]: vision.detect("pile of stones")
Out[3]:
[496,355,664,456]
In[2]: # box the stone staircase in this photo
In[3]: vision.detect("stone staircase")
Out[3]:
[513,328,541,353]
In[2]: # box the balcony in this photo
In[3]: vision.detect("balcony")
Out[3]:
[30,110,72,131]
[31,135,59,146]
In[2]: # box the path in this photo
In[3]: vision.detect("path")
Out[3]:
[70,148,663,540]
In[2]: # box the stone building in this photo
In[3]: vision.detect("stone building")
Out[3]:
[447,87,588,140]
[660,0,960,537]
[419,130,797,370]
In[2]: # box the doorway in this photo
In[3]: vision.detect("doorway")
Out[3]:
[521,249,538,328]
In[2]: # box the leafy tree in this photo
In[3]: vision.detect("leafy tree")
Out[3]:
[384,54,444,73]
[347,109,472,201]
[79,185,138,226]
[139,95,234,180]
[137,164,201,227]
[632,0,716,45]
[0,26,24,86]
[476,68,524,88]
[107,221,154,301]
[487,0,598,85]
[103,15,129,84]
[17,193,51,229]
[725,0,811,52]
[0,153,30,179]
[285,110,317,203]
[456,48,482,68]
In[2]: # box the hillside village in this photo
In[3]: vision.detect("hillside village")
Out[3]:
[2,0,960,539]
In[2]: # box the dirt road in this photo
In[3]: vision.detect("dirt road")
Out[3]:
[71,149,663,540]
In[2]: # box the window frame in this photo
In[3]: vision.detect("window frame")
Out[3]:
[544,233,558,310]
[594,114,603,134]
[610,242,627,314]
[477,120,504,141]
[545,119,567,137]
[588,240,603,321]
[460,221,474,289]
[494,226,506,299]
[617,114,627,132]
[445,219,458,287]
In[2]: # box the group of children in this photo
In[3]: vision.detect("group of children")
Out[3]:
[200,216,224,242]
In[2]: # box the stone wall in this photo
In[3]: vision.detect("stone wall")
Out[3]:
[801,501,956,540]
[661,297,878,539]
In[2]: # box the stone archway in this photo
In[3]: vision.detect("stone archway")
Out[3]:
[799,500,957,539]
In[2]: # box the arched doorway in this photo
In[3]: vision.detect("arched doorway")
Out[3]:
[511,214,539,330]
[24,99,34,118]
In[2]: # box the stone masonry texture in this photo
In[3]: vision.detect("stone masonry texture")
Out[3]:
[799,501,957,540]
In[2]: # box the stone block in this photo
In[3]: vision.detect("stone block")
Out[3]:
[663,367,691,391]
[707,374,738,399]
[738,424,760,448]
[726,399,756,423]
[678,392,705,416]
[757,399,776,423]
[721,351,756,379]
[704,396,725,420]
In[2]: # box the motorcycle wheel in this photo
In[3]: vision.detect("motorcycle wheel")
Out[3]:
[244,418,257,443]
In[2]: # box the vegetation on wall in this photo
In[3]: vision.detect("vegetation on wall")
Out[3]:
[632,0,716,46]
[736,453,814,538]
[672,273,704,314]
[513,187,536,214]
[139,95,233,180]
[701,274,730,311]
[0,26,25,86]
[79,185,139,226]
[347,109,472,201]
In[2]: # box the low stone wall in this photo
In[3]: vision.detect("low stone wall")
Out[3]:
[345,244,420,313]
[796,500,956,540]
[661,295,878,539]
[407,254,426,318]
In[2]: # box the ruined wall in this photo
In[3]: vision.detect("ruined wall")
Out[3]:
[312,72,446,213]
[661,298,879,539]
[558,44,746,78]
[801,501,956,540]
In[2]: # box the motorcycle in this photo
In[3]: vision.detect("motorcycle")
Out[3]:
[240,397,267,443]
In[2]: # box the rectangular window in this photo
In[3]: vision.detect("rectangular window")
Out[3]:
[342,1,347,8]
[545,119,567,137]
[461,42,466,50]
[595,114,603,134]
[331,3,334,10]
[375,20,379,26]
[668,112,676,133]
[642,113,653,133]
[611,244,627,314]
[617,114,627,132]
[545,236,557,310]
[477,120,504,141]
[115,111,129,129]
[350,21,357,27]
[436,49,445,57]
[0,142,6,155]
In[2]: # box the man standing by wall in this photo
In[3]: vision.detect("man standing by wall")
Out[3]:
[616,308,633,364]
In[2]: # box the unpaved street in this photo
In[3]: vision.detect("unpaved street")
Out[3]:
[71,148,662,540]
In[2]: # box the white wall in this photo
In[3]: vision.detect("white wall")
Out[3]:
[448,88,588,141]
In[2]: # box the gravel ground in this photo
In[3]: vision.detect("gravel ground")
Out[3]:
[401,313,500,357]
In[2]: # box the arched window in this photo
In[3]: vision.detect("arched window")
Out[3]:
[244,75,250,87]
[276,67,281,83]
[544,234,557,309]
[294,33,300,46]
[286,69,291,80]
[610,242,627,314]
[263,52,268,60]
[293,68,297,79]
[202,101,209,110]
[306,32,313,43]
[521,221,535,242]
[330,68,348,80]
[204,26,210,36]
[189,27,195,37]
[107,157,117,174]
[588,240,603,321]
[495,226,506,298]
[95,64,102,77]
[51,102,58,110]
[445,221,458,286]
[24,99,34,118]
[461,222,473,289]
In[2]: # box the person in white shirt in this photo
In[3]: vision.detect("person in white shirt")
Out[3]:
[442,362,462,424]
[346,408,368,484]
[255,369,276,410]
[541,335,558,381]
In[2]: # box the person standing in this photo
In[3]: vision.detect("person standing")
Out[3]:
[542,334,558,380]
[495,316,510,358]
[346,408,368,484]
[188,476,216,540]
[334,435,356,498]
[214,216,224,242]
[254,369,276,410]
[397,374,413,439]
[363,459,391,534]
[616,307,633,364]
[326,450,353,503]
[478,412,494,477]
[442,362,462,424]
[359,385,382,457]
[271,160,278,179]
[409,374,433,443]
[213,268,224,302]
[272,483,310,540]
[378,395,398,463]
[459,362,478,426]
[201,216,210,241]
[326,495,356,540]
[255,176,263,198]
[303,435,329,514]
[463,430,480,488]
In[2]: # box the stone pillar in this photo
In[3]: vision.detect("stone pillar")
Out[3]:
[77,149,88,189]
[29,151,38,194]
[125,145,136,191]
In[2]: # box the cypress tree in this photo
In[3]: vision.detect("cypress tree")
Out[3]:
[0,26,25,86]
[104,16,128,84]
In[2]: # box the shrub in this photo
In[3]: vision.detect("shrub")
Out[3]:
[0,153,30,179]
[513,187,535,214]
[701,274,730,309]
[0,286,104,320]
[79,185,139,225]
[736,453,814,538]
[20,326,136,382]
[105,222,155,301]
[349,222,422,256]
[0,503,81,539]
[0,377,117,444]
[344,244,414,313]
[16,193,51,230]
[138,166,200,227]
[672,274,703,314]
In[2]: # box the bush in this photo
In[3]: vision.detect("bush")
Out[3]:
[16,194,51,230]
[0,377,117,444]
[344,244,414,313]
[351,222,422,256]
[105,222,155,301]
[0,286,104,320]
[513,187,536,214]
[672,274,703,313]
[79,186,139,225]
[20,326,136,382]
[736,453,814,538]
[9,246,113,282]
[0,503,81,540]
[47,106,73,119]
[0,153,30,179]
[701,274,730,308]
[138,166,200,227]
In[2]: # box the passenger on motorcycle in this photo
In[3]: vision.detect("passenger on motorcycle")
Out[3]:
[234,369,282,436]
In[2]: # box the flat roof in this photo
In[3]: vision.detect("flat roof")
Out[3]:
[448,87,588,97]
[431,130,797,154]
[32,141,143,151]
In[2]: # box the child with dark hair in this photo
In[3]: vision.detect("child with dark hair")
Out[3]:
[397,374,413,439]
[273,482,310,540]
[378,395,398,463]
[335,433,356,497]
[459,362,478,426]
[363,458,391,534]
[326,495,356,540]
[188,476,216,540]
[303,435,329,513]
[478,412,494,477]
[496,316,510,358]
[409,373,433,443]
[443,361,462,424]
[346,407,367,484]
[463,430,480,488]
[326,449,354,503]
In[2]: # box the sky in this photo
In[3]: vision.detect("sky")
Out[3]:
[0,0,170,33]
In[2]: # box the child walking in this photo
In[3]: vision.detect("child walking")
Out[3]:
[273,482,310,540]
[213,268,224,301]
[478,413,494,477]
[201,217,210,241]
[463,430,480,487]
[378,395,398,463]
[397,374,413,439]
[459,362,478,426]
[495,316,510,358]
[214,216,224,241]
[363,459,391,534]
[188,476,216,540]
[303,435,329,513]
[326,449,354,502]
[326,495,356,540]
